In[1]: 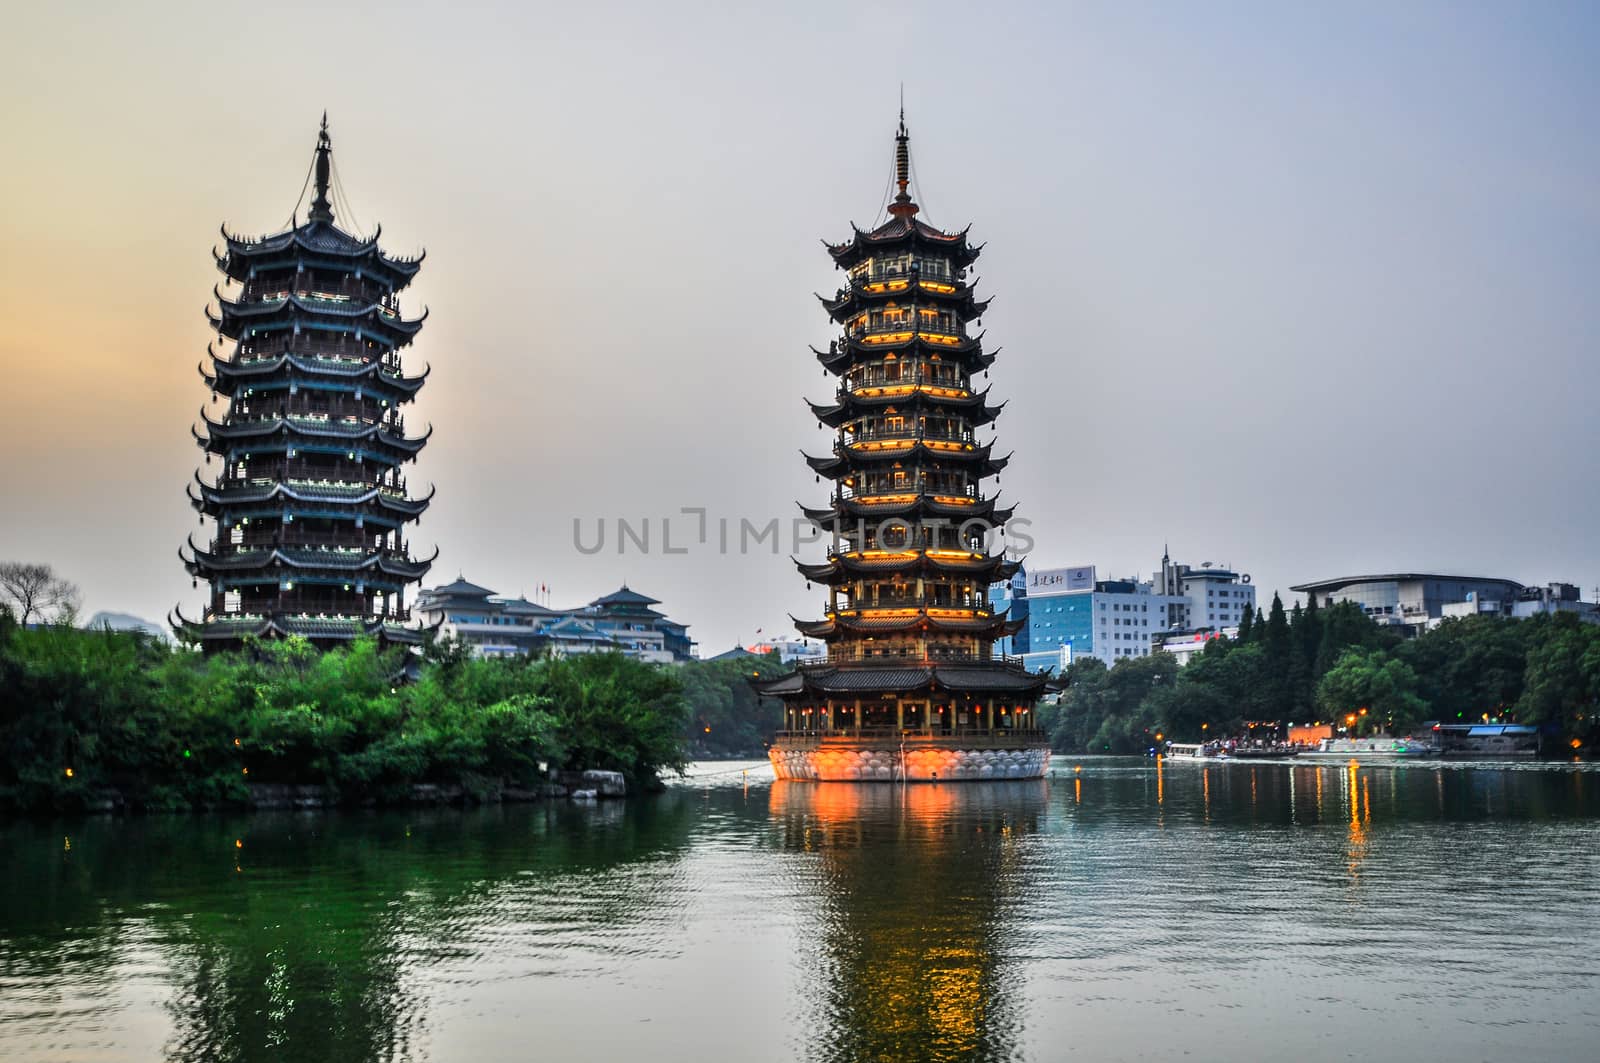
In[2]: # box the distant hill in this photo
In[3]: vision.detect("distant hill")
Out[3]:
[82,612,169,641]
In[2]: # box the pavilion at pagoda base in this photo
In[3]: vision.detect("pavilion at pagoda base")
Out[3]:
[770,732,1049,782]
[758,660,1050,782]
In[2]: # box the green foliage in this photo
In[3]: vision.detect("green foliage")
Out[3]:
[1046,597,1600,753]
[0,619,691,812]
[1516,614,1600,727]
[1316,646,1427,733]
[1049,654,1180,754]
[675,652,786,757]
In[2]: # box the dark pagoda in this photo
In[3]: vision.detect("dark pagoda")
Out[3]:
[175,117,436,651]
[759,114,1048,781]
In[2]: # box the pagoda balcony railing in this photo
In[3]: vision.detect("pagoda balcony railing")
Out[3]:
[842,368,967,393]
[223,412,407,435]
[234,338,402,365]
[810,648,1018,665]
[209,540,413,559]
[848,314,962,340]
[201,608,413,626]
[231,601,414,621]
[271,399,398,424]
[234,533,397,552]
[223,463,404,489]
[772,729,1046,745]
[835,593,988,611]
[841,427,976,448]
[243,278,391,304]
[238,289,403,316]
[833,487,979,505]
[841,273,963,299]
[215,474,407,495]
[847,258,957,284]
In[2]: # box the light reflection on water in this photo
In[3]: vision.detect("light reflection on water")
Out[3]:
[0,759,1596,1062]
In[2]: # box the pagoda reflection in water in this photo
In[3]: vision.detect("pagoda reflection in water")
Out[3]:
[759,113,1047,780]
[770,781,1046,1059]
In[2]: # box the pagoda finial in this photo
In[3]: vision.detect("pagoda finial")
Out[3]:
[309,113,334,224]
[888,97,918,220]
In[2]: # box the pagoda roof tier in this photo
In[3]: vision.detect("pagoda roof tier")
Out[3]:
[754,660,1046,698]
[217,221,423,290]
[814,337,999,376]
[182,537,437,581]
[208,290,427,347]
[202,345,428,399]
[196,411,431,456]
[793,609,1020,641]
[825,217,981,271]
[188,473,433,518]
[798,496,1015,526]
[808,388,1005,427]
[795,551,1020,587]
[803,442,1009,479]
[173,606,426,646]
[818,283,991,325]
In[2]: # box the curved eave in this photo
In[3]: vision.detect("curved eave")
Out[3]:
[799,612,1013,640]
[836,440,997,466]
[183,544,435,580]
[821,389,1002,421]
[818,285,988,324]
[198,411,431,453]
[792,552,1017,586]
[840,330,991,362]
[207,350,429,396]
[211,292,427,343]
[189,472,435,516]
[219,222,424,284]
[799,497,1010,525]
[767,663,1045,699]
[824,220,978,269]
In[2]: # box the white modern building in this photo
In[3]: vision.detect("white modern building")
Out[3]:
[991,549,1258,671]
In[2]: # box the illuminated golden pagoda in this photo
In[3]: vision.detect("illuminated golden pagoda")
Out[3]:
[759,113,1047,781]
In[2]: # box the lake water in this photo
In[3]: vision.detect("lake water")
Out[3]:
[2,757,1598,1062]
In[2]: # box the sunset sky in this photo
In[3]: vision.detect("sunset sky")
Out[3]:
[2,1,1597,652]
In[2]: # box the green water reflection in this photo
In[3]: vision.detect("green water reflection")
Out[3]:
[1,760,1597,1063]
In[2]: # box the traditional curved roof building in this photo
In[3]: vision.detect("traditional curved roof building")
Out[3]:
[759,114,1048,781]
[176,118,435,650]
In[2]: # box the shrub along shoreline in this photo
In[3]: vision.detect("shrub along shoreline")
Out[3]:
[0,613,726,814]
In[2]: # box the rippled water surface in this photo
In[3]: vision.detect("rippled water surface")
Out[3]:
[3,758,1598,1062]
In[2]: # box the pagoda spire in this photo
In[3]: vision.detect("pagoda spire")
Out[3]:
[888,104,918,220]
[309,112,334,224]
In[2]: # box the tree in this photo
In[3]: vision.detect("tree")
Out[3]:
[1315,601,1381,677]
[676,652,786,756]
[0,562,81,626]
[1235,606,1254,645]
[1516,614,1600,729]
[1316,646,1427,734]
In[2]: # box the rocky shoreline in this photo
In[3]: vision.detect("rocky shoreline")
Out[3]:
[65,769,631,814]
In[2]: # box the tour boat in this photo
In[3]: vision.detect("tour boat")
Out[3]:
[1297,738,1439,759]
[1222,745,1300,760]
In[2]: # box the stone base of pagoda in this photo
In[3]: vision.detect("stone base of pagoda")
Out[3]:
[769,734,1050,782]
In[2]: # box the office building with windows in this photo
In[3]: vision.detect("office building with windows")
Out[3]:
[993,549,1257,670]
